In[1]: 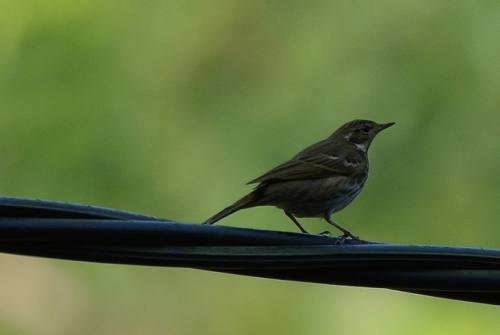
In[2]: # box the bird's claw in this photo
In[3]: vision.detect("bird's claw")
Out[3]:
[333,233,361,245]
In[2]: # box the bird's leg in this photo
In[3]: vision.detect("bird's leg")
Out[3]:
[284,210,309,234]
[324,214,360,241]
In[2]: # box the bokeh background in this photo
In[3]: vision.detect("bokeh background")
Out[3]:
[1,0,500,334]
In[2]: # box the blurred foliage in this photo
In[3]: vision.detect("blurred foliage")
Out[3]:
[1,0,500,334]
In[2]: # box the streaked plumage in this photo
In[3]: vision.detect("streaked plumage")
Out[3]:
[204,119,395,240]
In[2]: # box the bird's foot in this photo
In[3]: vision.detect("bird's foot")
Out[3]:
[334,234,347,245]
[346,232,360,241]
[333,232,362,245]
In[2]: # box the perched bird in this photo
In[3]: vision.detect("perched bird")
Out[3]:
[204,119,395,241]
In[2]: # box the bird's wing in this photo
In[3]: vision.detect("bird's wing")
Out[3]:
[247,153,363,184]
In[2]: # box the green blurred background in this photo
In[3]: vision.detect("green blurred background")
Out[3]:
[1,0,500,334]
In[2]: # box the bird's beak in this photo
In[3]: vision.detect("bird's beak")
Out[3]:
[377,122,395,132]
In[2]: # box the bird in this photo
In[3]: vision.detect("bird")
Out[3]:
[204,119,395,241]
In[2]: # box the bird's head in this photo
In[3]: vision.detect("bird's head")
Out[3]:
[330,119,395,152]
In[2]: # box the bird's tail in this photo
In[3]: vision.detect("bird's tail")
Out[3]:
[204,191,258,225]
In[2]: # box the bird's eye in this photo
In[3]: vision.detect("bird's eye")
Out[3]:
[360,125,372,134]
